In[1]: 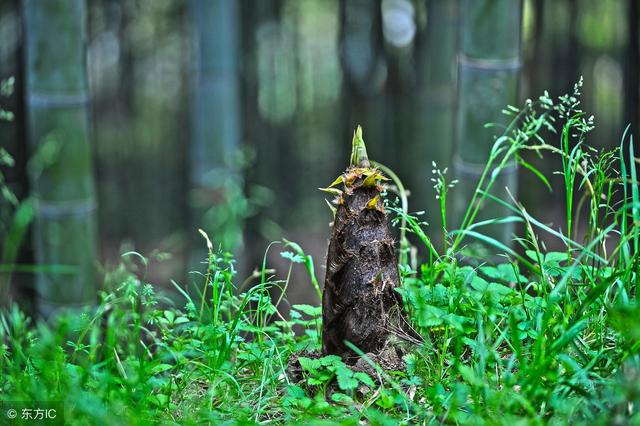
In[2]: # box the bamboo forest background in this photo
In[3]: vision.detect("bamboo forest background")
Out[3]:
[0,0,638,310]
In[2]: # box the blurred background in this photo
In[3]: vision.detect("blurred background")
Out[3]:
[0,0,638,313]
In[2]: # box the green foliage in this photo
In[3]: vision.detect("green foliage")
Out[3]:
[387,79,640,423]
[193,154,273,252]
[1,82,639,424]
[297,354,374,392]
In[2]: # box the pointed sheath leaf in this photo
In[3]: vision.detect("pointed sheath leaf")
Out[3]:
[363,170,389,187]
[328,175,345,188]
[366,195,380,210]
[319,187,343,196]
[362,173,378,187]
[325,199,337,217]
[344,172,358,186]
[350,125,370,167]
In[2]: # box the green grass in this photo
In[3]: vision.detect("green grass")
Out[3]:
[1,82,639,425]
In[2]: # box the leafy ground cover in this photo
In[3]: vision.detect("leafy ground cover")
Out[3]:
[1,81,639,424]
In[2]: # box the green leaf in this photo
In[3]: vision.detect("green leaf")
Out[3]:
[1,199,35,268]
[417,304,446,328]
[151,363,174,374]
[163,310,175,323]
[336,366,358,391]
[481,263,525,283]
[451,229,538,273]
[544,251,567,266]
[286,384,306,399]
[443,313,470,332]
[292,304,322,318]
[609,303,640,342]
[518,156,552,191]
[1,76,14,96]
[298,356,321,372]
[148,393,169,408]
[331,392,354,404]
[174,316,189,325]
[375,389,396,409]
[459,365,484,388]
[283,239,322,301]
[319,355,343,367]
[280,251,304,263]
[525,250,542,262]
[354,372,375,387]
[471,278,513,297]
[0,147,15,167]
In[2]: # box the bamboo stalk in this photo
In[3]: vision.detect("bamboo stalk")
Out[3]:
[408,0,458,247]
[624,0,639,147]
[452,0,522,248]
[0,0,30,306]
[188,0,241,266]
[23,0,97,315]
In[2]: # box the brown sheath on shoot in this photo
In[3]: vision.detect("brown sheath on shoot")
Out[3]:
[321,126,412,361]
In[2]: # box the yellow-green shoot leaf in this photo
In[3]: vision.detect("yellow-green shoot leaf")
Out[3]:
[350,125,370,167]
[328,175,344,188]
[319,187,342,196]
[366,195,380,210]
